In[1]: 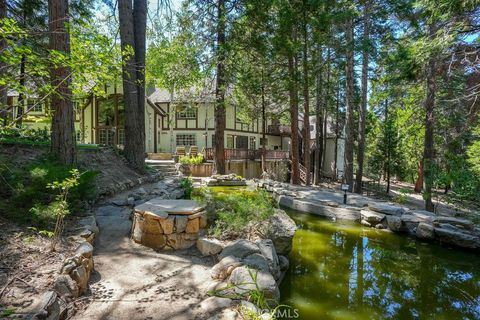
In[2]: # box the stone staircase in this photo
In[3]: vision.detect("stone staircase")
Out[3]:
[146,160,179,177]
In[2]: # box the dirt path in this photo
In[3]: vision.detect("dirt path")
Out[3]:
[73,203,215,320]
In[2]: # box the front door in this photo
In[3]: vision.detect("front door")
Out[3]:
[96,95,124,146]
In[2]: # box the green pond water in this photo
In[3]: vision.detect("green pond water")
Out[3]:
[279,209,480,320]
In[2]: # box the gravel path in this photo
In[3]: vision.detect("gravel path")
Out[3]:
[73,203,215,320]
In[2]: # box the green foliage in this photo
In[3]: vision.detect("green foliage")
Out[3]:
[0,156,97,225]
[180,176,194,199]
[196,188,275,237]
[179,154,204,165]
[0,127,50,146]
[467,126,480,177]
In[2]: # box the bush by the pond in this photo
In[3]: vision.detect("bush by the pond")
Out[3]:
[195,187,276,238]
[0,154,98,226]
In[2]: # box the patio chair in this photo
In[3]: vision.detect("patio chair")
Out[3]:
[175,146,186,157]
[189,145,199,158]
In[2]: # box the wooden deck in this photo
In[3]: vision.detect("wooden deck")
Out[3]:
[203,148,289,161]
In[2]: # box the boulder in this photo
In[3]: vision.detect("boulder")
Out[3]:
[256,239,280,279]
[219,240,261,260]
[130,187,148,200]
[386,215,402,232]
[360,210,385,225]
[54,275,79,298]
[434,216,474,231]
[211,256,243,280]
[229,266,280,302]
[75,242,93,259]
[368,202,406,216]
[33,291,67,320]
[199,297,233,314]
[416,222,435,240]
[70,265,89,294]
[197,237,224,256]
[175,216,189,233]
[360,220,372,227]
[401,210,436,234]
[243,253,270,273]
[264,210,296,255]
[434,225,480,249]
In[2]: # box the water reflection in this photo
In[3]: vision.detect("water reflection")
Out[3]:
[279,210,480,320]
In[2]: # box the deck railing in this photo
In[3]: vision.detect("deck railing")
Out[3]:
[203,148,289,161]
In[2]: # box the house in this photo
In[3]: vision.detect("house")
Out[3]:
[4,82,344,180]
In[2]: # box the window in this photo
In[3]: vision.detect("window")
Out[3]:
[226,135,234,148]
[176,134,196,146]
[236,135,248,149]
[310,124,314,131]
[249,136,256,150]
[28,99,42,113]
[176,106,197,119]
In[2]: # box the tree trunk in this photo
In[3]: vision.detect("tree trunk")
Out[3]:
[385,97,390,194]
[288,54,300,185]
[17,54,26,126]
[344,15,355,191]
[261,69,266,173]
[48,0,76,165]
[322,48,331,171]
[314,45,323,185]
[302,9,310,186]
[333,81,340,179]
[423,23,437,212]
[355,0,370,194]
[414,161,423,192]
[214,0,226,174]
[118,0,146,172]
[133,0,146,163]
[0,0,7,119]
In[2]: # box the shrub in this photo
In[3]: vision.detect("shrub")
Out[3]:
[0,155,98,225]
[0,126,50,145]
[180,176,194,199]
[179,154,204,165]
[196,188,275,237]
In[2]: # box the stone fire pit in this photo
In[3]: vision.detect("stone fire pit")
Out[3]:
[131,199,207,250]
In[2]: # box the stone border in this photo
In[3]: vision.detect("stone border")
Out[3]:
[260,179,480,251]
[96,171,166,199]
[33,215,99,320]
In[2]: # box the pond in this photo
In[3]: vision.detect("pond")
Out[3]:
[279,209,480,320]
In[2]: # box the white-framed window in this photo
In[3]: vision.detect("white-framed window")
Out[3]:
[249,136,256,150]
[176,134,196,146]
[28,99,42,113]
[176,106,197,119]
[310,124,314,131]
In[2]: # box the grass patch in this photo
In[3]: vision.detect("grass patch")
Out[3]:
[194,187,276,238]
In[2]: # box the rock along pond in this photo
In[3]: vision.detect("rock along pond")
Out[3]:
[279,209,480,320]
